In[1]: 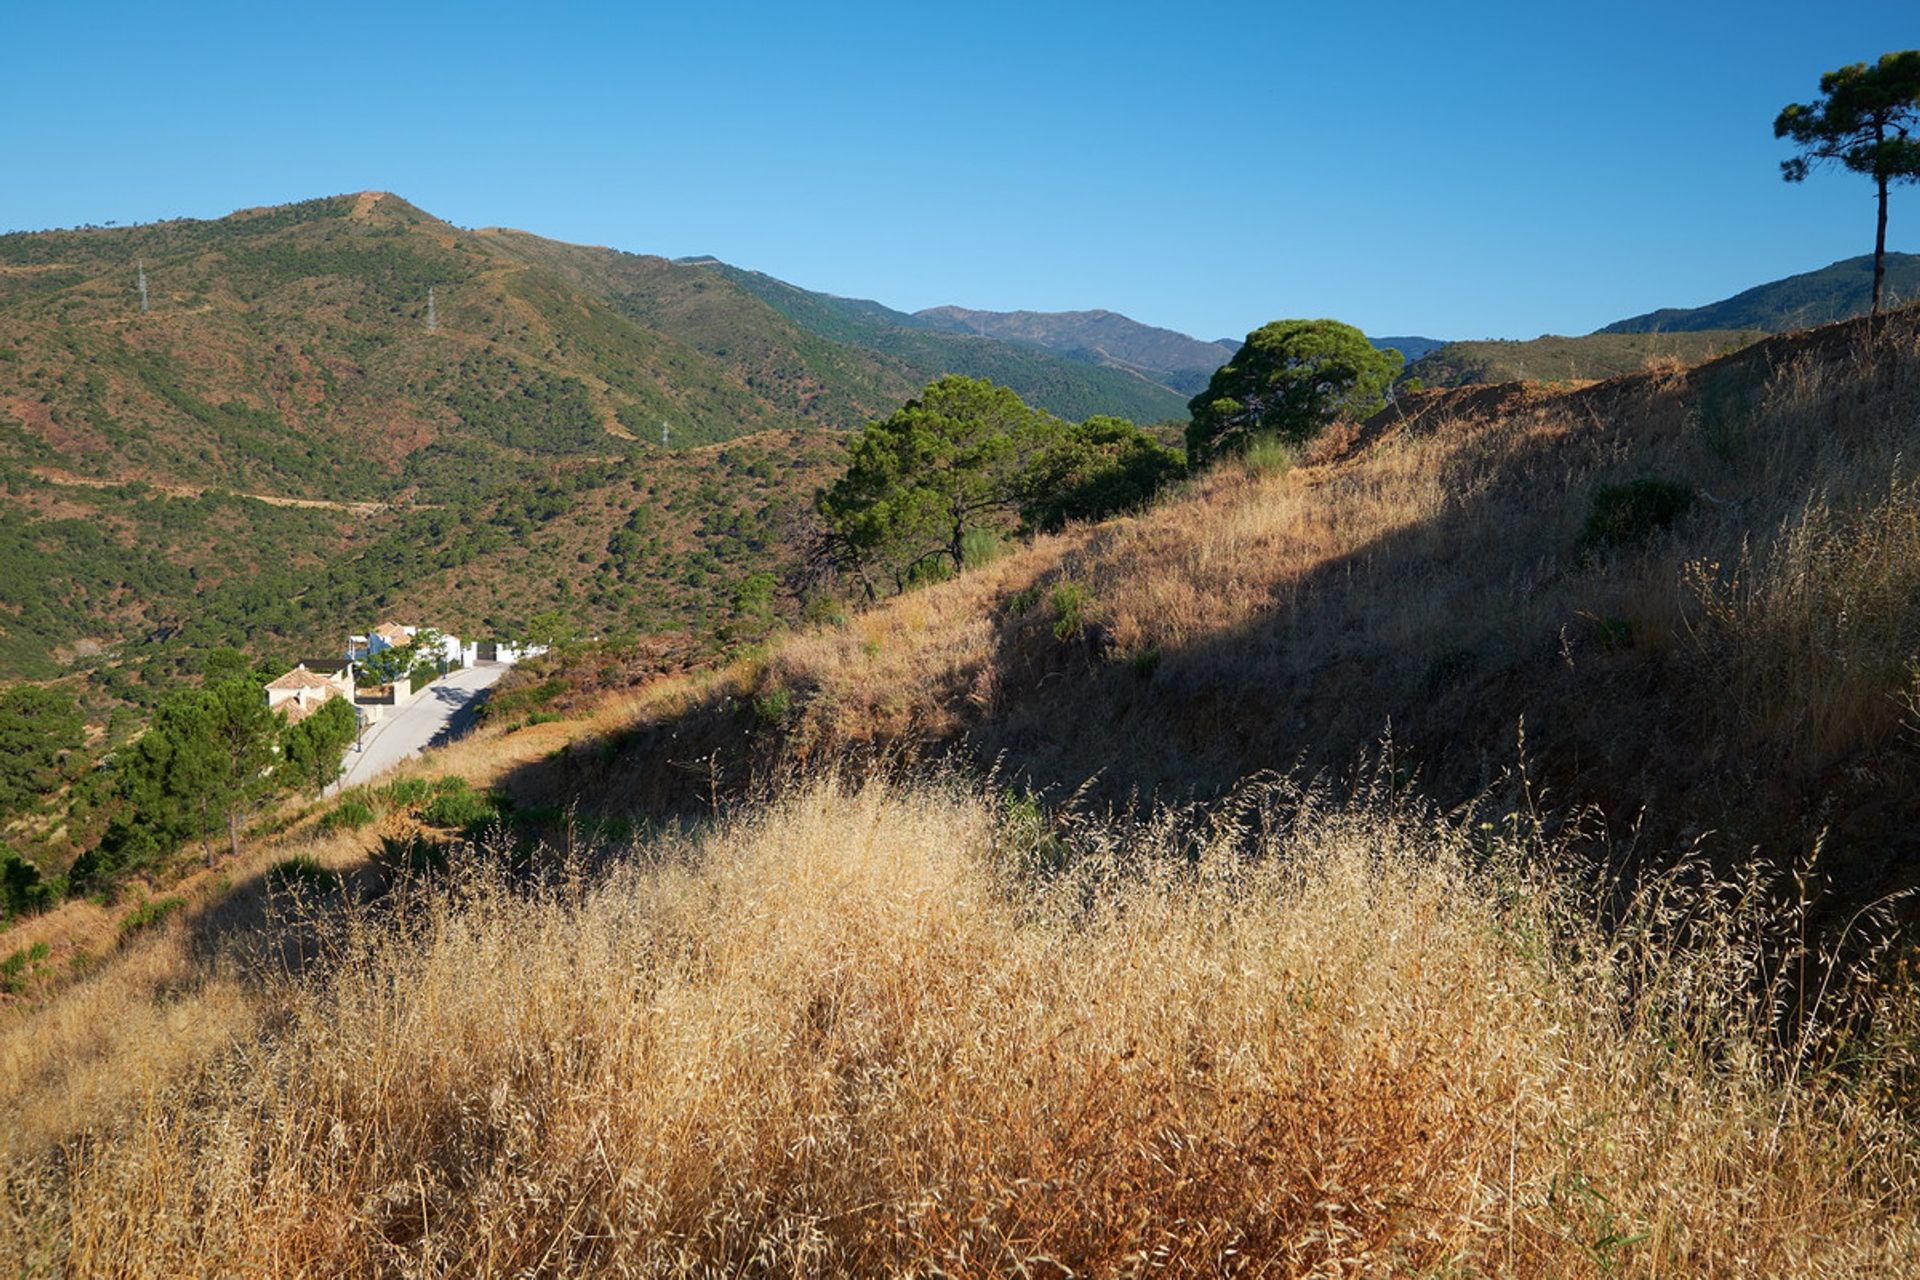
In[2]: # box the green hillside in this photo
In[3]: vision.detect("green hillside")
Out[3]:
[1407,329,1762,387]
[913,305,1236,396]
[0,194,898,686]
[697,263,1191,423]
[1601,252,1920,333]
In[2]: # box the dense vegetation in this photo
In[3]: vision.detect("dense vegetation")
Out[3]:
[816,376,1182,593]
[1186,319,1401,462]
[700,263,1192,422]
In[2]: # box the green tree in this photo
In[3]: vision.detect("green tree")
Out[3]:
[119,676,282,867]
[0,686,85,820]
[357,644,414,689]
[1019,416,1185,533]
[279,696,357,797]
[1776,52,1920,317]
[726,570,778,642]
[819,376,1061,590]
[1186,320,1403,465]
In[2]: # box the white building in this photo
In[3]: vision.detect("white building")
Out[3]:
[264,663,354,723]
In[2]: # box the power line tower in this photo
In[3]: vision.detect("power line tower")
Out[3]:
[660,421,671,448]
[136,260,149,313]
[426,285,437,332]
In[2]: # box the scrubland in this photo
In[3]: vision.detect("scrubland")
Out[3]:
[7,774,1918,1275]
[6,311,1920,1275]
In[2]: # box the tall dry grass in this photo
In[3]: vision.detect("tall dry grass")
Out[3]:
[7,773,1915,1275]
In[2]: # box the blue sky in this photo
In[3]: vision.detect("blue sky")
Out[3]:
[1,1,1912,340]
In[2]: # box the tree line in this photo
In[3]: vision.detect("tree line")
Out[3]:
[1,653,357,921]
[810,320,1402,599]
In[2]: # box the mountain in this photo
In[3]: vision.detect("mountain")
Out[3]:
[693,266,1191,422]
[0,193,909,682]
[0,193,1210,686]
[912,305,1237,397]
[1601,252,1920,334]
[1371,335,1448,362]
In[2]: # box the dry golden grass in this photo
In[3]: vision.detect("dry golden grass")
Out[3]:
[4,773,1915,1275]
[563,312,1920,883]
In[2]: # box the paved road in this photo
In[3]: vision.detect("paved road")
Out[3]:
[337,662,509,789]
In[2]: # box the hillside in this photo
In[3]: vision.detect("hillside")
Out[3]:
[5,310,1918,1275]
[0,193,1195,686]
[563,309,1920,920]
[1407,328,1761,386]
[1371,333,1448,361]
[913,304,1237,396]
[692,263,1192,422]
[1602,252,1920,333]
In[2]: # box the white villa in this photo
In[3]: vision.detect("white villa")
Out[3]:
[264,663,355,723]
[346,621,547,669]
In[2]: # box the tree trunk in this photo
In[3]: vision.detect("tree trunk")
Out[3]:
[1874,173,1889,318]
[228,807,242,864]
[199,794,214,867]
[950,504,966,572]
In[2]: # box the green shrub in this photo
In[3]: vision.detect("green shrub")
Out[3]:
[1051,582,1093,641]
[319,797,377,833]
[0,940,51,994]
[1243,435,1297,477]
[1006,584,1044,616]
[119,895,185,939]
[373,832,448,879]
[266,855,341,895]
[379,777,432,807]
[420,778,498,831]
[752,688,792,726]
[1585,478,1694,548]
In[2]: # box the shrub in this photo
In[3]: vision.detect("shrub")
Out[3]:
[1242,435,1297,477]
[118,896,185,939]
[752,688,793,726]
[420,778,497,832]
[1584,478,1694,548]
[0,941,50,994]
[1050,582,1093,641]
[319,798,377,833]
[379,777,432,808]
[266,855,341,895]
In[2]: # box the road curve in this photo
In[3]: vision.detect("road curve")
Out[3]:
[336,662,510,790]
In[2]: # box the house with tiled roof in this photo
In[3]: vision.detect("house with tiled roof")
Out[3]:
[264,662,355,723]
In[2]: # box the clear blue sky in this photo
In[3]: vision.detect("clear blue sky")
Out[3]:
[2,1,1912,340]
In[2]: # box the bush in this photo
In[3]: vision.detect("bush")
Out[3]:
[379,777,433,808]
[752,688,793,726]
[118,895,185,939]
[1051,582,1093,641]
[1584,478,1693,548]
[420,778,497,831]
[319,797,377,833]
[1242,435,1297,477]
[0,940,50,994]
[266,855,342,895]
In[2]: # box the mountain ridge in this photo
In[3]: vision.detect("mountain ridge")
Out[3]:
[1600,252,1920,334]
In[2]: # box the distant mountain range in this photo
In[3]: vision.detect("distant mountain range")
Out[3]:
[683,264,1189,422]
[911,306,1237,397]
[1600,253,1920,334]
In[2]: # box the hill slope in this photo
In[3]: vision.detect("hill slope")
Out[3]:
[1602,252,1920,333]
[577,309,1920,919]
[913,304,1236,396]
[1407,329,1761,386]
[693,263,1191,422]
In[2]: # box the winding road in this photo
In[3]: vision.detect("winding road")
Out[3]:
[337,663,509,790]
